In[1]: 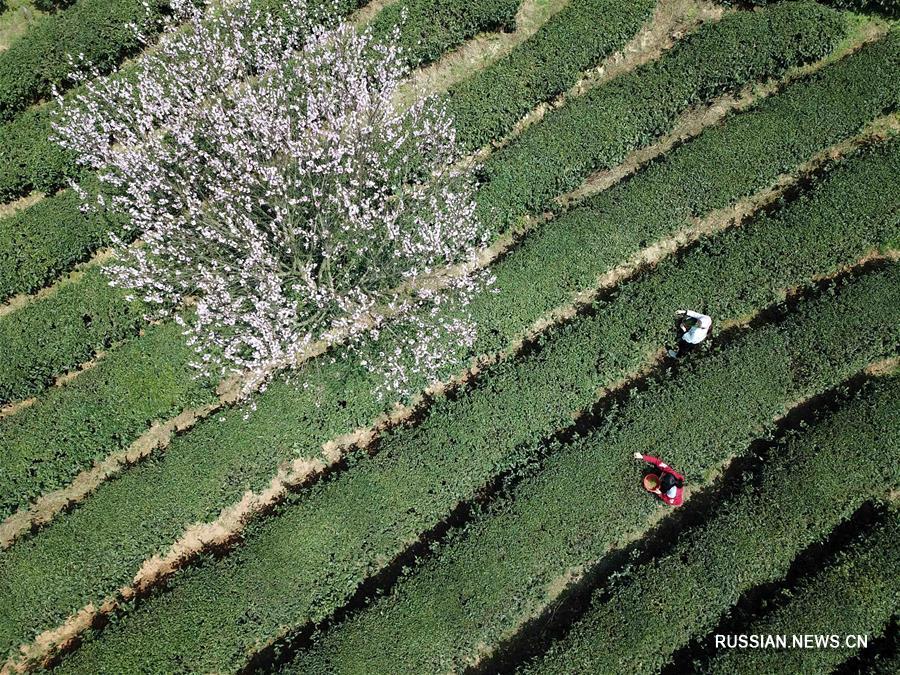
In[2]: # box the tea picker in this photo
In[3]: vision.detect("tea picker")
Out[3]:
[634,452,684,506]
[667,309,712,358]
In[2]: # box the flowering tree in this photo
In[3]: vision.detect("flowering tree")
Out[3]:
[53,0,491,398]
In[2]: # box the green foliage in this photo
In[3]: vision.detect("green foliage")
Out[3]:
[0,0,172,121]
[861,639,900,675]
[701,509,900,674]
[0,99,80,200]
[523,380,900,675]
[1,57,897,661]
[0,320,217,520]
[47,199,900,671]
[468,38,900,354]
[444,0,655,152]
[0,266,143,404]
[369,0,519,68]
[827,0,900,18]
[476,0,848,231]
[204,269,900,673]
[0,186,127,302]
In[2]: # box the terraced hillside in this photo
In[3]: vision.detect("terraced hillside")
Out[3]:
[0,0,897,673]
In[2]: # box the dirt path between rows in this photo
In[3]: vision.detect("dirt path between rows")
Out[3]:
[351,0,403,28]
[8,97,895,672]
[0,191,42,219]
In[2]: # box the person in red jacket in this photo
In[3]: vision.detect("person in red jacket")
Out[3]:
[633,452,684,506]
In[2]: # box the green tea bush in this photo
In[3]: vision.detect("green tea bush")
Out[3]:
[476,0,848,231]
[726,0,899,19]
[0,70,897,662]
[0,82,80,200]
[0,186,127,302]
[0,320,216,520]
[821,0,900,18]
[45,219,900,671]
[0,266,143,404]
[523,379,900,674]
[445,0,655,152]
[101,264,900,675]
[369,0,519,67]
[702,508,900,674]
[859,641,900,675]
[32,0,77,11]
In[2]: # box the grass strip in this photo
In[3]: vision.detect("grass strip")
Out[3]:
[474,0,848,231]
[0,72,896,657]
[0,0,513,201]
[45,189,900,670]
[518,381,900,675]
[444,0,655,153]
[698,508,900,675]
[0,8,875,414]
[0,0,174,122]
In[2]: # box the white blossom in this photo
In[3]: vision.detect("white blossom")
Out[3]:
[53,0,490,399]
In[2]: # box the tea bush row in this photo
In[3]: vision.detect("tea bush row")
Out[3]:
[475,0,848,231]
[523,377,900,674]
[46,204,900,673]
[0,77,895,659]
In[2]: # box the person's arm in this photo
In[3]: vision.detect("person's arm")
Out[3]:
[635,453,683,479]
[636,453,666,469]
[684,310,712,328]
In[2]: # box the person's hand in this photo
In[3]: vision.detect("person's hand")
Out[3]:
[675,309,687,316]
[633,452,643,460]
